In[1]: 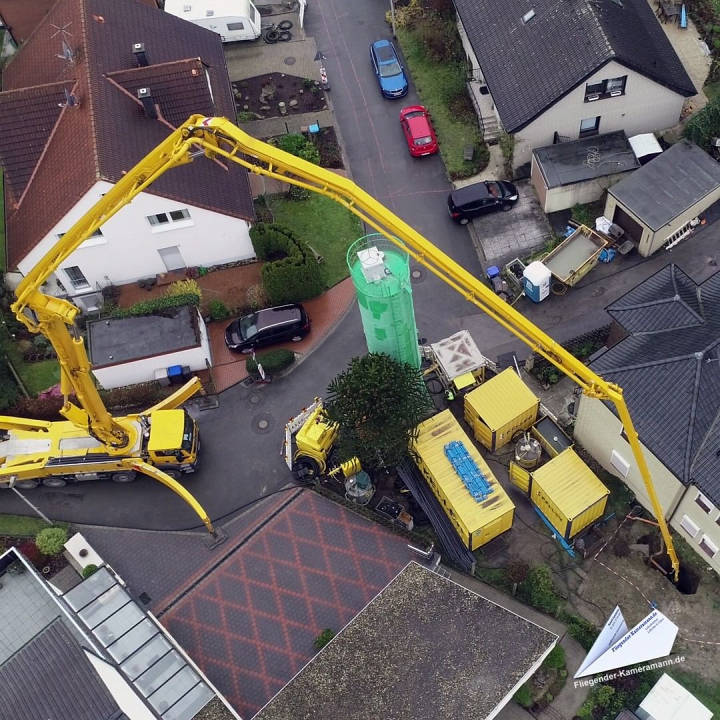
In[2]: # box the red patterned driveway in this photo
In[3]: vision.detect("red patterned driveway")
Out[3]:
[160,490,415,718]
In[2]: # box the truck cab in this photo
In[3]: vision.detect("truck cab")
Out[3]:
[147,409,199,474]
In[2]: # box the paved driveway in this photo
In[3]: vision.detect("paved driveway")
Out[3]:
[468,180,552,266]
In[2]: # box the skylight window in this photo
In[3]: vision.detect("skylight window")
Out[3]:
[522,9,535,23]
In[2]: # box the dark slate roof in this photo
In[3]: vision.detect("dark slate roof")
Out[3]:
[257,562,557,720]
[0,0,253,270]
[592,264,720,505]
[534,131,639,188]
[608,140,720,230]
[453,0,696,132]
[87,304,200,366]
[0,619,122,720]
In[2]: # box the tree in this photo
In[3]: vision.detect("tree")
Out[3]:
[324,353,434,470]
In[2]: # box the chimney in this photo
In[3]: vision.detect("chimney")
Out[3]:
[132,42,149,67]
[137,87,158,119]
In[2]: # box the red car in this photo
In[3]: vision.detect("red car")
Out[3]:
[400,105,438,157]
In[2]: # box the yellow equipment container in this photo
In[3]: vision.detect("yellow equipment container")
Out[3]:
[411,409,515,550]
[464,368,539,451]
[529,448,609,539]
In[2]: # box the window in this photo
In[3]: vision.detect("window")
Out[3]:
[227,21,244,30]
[146,209,191,227]
[696,491,714,514]
[63,266,90,290]
[585,76,627,101]
[699,535,718,558]
[579,116,600,138]
[58,228,103,239]
[680,514,700,538]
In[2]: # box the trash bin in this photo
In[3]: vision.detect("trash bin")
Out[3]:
[167,365,184,385]
[181,365,192,381]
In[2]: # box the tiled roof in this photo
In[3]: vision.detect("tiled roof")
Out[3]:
[0,0,55,46]
[592,264,720,505]
[453,0,696,132]
[0,0,253,270]
[0,618,122,720]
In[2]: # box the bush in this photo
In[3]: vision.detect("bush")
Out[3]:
[570,203,593,227]
[35,527,68,556]
[513,684,533,708]
[100,382,164,411]
[111,293,200,318]
[246,284,268,312]
[10,395,66,420]
[208,299,229,321]
[82,563,99,578]
[518,565,560,614]
[542,644,566,670]
[313,628,335,650]
[684,94,720,150]
[559,611,598,651]
[166,279,202,301]
[270,133,321,165]
[246,348,295,377]
[250,223,324,304]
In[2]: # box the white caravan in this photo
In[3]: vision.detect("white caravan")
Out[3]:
[164,0,262,41]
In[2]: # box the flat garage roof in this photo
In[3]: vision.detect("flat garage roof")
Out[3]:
[609,139,720,230]
[256,562,557,720]
[533,131,639,188]
[87,305,199,366]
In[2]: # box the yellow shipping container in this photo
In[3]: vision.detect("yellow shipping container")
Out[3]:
[464,368,539,451]
[411,410,515,550]
[529,448,609,539]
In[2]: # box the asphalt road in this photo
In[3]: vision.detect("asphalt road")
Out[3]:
[5,0,720,530]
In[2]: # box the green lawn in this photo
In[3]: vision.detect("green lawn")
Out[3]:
[0,514,65,536]
[263,193,362,288]
[1,331,60,395]
[396,28,488,179]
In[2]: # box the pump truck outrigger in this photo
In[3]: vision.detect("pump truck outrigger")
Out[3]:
[0,115,681,581]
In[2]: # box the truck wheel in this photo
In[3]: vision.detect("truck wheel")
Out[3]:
[292,457,321,482]
[43,477,67,488]
[15,479,39,489]
[112,471,137,483]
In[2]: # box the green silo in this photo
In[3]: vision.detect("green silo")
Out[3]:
[347,234,420,368]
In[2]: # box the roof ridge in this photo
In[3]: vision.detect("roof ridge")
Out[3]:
[105,56,204,78]
[0,79,76,96]
[682,354,704,481]
[688,392,720,480]
[583,0,614,59]
[81,0,102,182]
[602,353,699,373]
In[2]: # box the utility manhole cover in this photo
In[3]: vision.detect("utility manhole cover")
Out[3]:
[592,286,606,297]
[284,56,296,65]
[247,392,263,407]
[252,413,274,434]
[411,267,425,283]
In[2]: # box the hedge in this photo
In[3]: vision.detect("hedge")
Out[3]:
[246,348,295,377]
[250,223,324,304]
[110,293,200,318]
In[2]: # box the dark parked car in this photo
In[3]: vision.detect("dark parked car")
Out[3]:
[447,181,519,224]
[224,304,310,352]
[370,39,408,98]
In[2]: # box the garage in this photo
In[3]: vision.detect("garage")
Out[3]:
[531,131,639,213]
[604,140,720,257]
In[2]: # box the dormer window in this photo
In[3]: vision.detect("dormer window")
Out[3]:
[585,76,627,102]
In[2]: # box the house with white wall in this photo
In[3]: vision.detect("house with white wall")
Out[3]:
[574,264,720,575]
[453,0,696,169]
[0,0,255,309]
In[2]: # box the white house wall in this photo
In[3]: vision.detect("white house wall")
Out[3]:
[92,311,212,389]
[513,61,684,168]
[16,180,254,294]
[575,395,720,575]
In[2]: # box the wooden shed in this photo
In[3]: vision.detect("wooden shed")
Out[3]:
[604,140,720,256]
[464,368,539,451]
[411,410,515,550]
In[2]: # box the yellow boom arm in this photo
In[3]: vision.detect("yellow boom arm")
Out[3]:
[11,114,678,577]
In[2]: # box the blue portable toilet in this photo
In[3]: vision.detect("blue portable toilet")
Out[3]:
[522,261,551,303]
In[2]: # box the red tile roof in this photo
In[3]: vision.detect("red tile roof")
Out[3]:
[0,0,253,270]
[0,0,56,46]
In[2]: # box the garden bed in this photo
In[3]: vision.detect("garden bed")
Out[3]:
[232,72,327,117]
[1,536,70,578]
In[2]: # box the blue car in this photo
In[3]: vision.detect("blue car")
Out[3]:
[370,39,408,98]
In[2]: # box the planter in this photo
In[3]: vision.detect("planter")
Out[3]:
[79,548,89,558]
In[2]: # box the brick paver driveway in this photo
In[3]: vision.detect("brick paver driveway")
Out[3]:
[159,490,416,717]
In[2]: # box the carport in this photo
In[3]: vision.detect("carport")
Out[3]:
[604,140,720,256]
[531,131,639,213]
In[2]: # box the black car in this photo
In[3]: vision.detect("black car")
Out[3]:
[224,304,310,352]
[447,181,519,224]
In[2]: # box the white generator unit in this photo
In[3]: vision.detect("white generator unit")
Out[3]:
[164,0,262,42]
[356,246,387,283]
